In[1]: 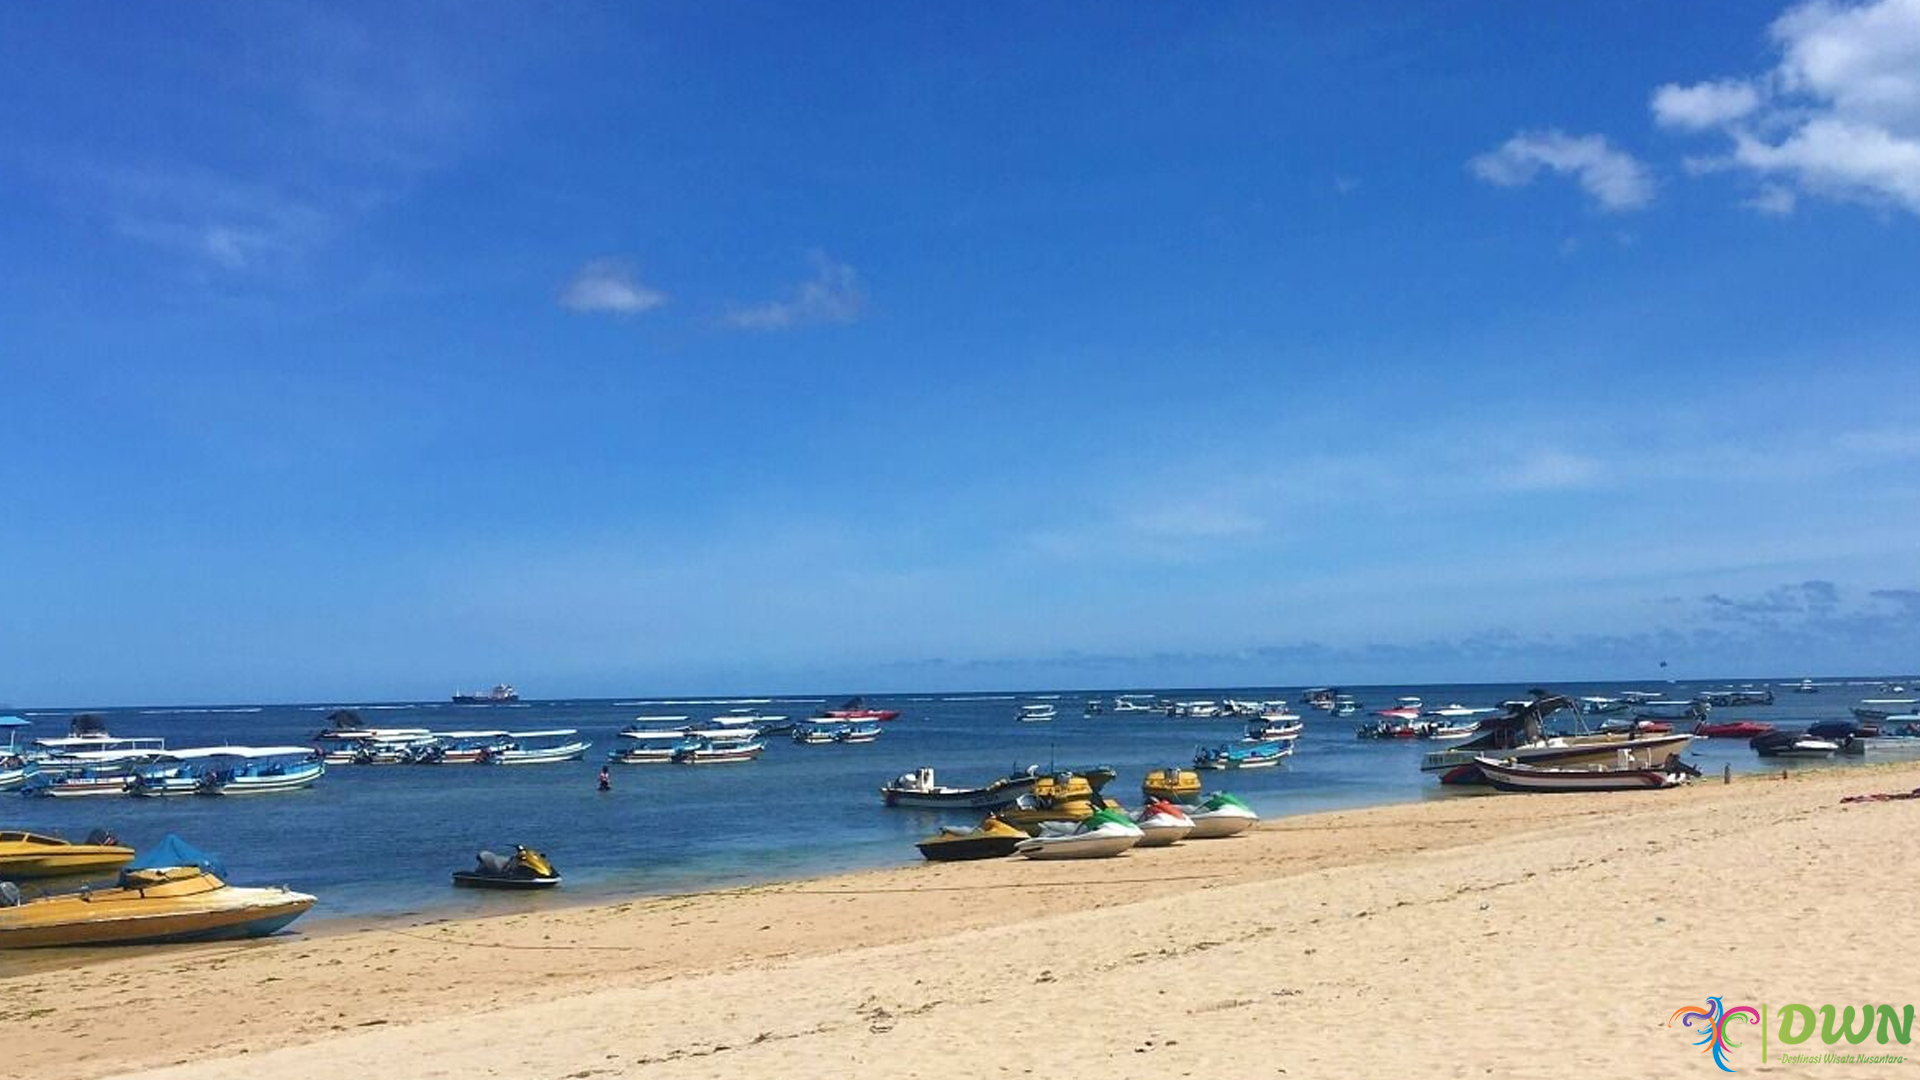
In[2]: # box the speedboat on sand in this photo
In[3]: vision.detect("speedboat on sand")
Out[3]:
[1183,792,1259,839]
[914,816,1028,861]
[1014,809,1142,859]
[0,829,135,878]
[452,845,561,889]
[1131,800,1194,846]
[0,836,313,948]
[1474,753,1699,793]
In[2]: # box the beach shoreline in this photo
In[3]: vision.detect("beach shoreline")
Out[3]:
[8,761,1920,1079]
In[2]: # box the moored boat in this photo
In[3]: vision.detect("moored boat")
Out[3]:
[1017,703,1057,723]
[1695,720,1774,739]
[880,766,1043,810]
[0,829,134,878]
[482,729,591,765]
[1195,741,1290,770]
[1243,718,1304,742]
[1751,730,1840,758]
[999,773,1108,832]
[1142,767,1203,803]
[816,697,900,723]
[836,723,881,744]
[671,735,765,764]
[1853,699,1920,722]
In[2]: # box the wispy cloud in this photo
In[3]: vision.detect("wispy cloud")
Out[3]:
[558,258,667,315]
[1469,129,1656,211]
[1652,0,1920,215]
[724,252,865,330]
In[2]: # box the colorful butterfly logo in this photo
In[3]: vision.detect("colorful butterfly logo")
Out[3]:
[1669,996,1762,1072]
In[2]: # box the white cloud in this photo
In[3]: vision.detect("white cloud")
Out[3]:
[1653,0,1920,214]
[558,258,667,315]
[1494,450,1604,491]
[1745,184,1800,214]
[724,252,865,330]
[1468,130,1656,211]
[1651,79,1763,130]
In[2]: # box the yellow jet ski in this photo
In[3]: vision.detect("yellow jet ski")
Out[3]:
[0,829,136,879]
[452,845,561,889]
[914,815,1027,861]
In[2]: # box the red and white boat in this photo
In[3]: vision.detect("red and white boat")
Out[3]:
[1375,697,1424,721]
[1695,720,1774,739]
[817,697,900,722]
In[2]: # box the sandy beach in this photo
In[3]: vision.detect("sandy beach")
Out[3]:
[7,762,1919,1079]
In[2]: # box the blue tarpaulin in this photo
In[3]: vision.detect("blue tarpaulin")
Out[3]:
[128,835,227,877]
[0,716,29,727]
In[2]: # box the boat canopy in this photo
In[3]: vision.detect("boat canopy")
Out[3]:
[48,748,171,763]
[33,735,167,749]
[0,716,29,728]
[434,730,509,740]
[1450,695,1578,751]
[128,834,226,877]
[508,729,578,739]
[162,745,316,760]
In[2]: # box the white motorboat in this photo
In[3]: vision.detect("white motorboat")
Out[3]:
[1578,696,1628,714]
[316,729,434,765]
[1131,800,1194,846]
[1014,810,1141,859]
[1183,792,1259,838]
[880,766,1043,809]
[836,724,881,744]
[1243,718,1304,742]
[1111,695,1157,713]
[791,724,840,745]
[1421,696,1697,784]
[1017,703,1057,723]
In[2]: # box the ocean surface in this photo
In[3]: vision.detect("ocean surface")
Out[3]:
[6,679,1903,922]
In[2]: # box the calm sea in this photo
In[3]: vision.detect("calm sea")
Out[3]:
[6,679,1897,921]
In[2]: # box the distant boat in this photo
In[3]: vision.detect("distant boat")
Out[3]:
[1750,731,1838,757]
[1697,688,1775,707]
[1790,679,1819,694]
[1695,720,1774,739]
[1579,696,1629,715]
[1017,703,1057,723]
[815,697,900,723]
[452,684,520,705]
[1853,699,1920,722]
[670,736,765,764]
[1111,695,1157,713]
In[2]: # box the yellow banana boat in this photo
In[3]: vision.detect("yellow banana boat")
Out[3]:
[0,830,136,879]
[0,865,315,948]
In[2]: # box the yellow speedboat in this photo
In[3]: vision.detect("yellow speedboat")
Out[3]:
[0,830,136,879]
[998,773,1108,833]
[1142,767,1203,804]
[0,865,316,948]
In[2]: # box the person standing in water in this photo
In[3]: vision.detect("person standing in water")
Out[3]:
[597,766,611,792]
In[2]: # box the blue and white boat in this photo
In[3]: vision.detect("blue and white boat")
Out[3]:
[672,735,766,764]
[0,716,30,791]
[202,748,327,794]
[485,729,591,765]
[1194,741,1291,770]
[836,723,882,744]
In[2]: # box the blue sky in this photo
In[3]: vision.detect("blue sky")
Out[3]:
[4,1,1918,704]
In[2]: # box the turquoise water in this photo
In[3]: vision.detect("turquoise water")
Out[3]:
[6,679,1896,921]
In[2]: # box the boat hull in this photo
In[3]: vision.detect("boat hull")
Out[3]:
[0,886,314,948]
[1476,757,1688,793]
[915,835,1024,861]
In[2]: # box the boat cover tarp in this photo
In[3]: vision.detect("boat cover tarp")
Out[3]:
[0,715,30,728]
[129,834,227,877]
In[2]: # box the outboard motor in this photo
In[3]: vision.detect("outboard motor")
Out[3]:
[85,828,119,847]
[0,881,21,907]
